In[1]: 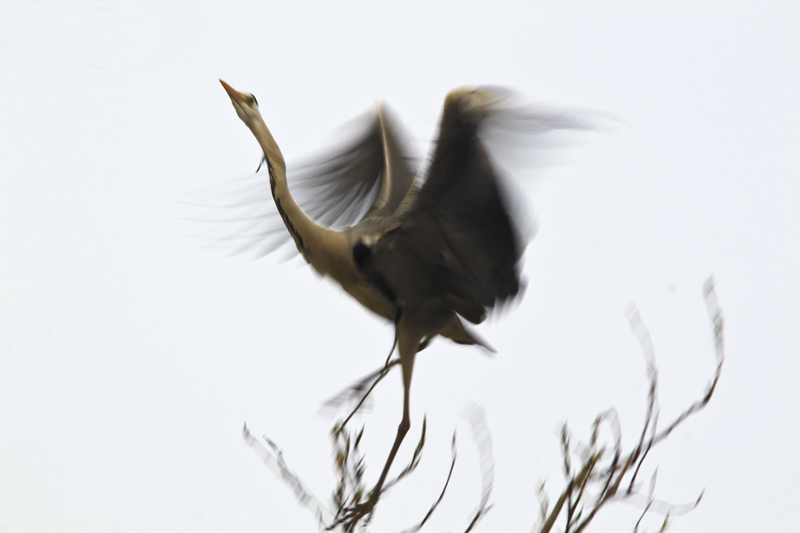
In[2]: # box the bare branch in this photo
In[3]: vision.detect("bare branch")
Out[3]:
[535,276,724,533]
[400,431,458,533]
[463,405,496,532]
[320,358,401,421]
[624,305,660,495]
[242,424,331,527]
[647,277,724,448]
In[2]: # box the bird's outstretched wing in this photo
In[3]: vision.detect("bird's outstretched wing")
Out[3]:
[290,104,418,228]
[372,88,593,323]
[191,106,418,258]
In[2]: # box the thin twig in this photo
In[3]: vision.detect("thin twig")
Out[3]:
[341,359,400,429]
[463,405,495,532]
[539,277,724,533]
[400,431,458,533]
[242,424,331,526]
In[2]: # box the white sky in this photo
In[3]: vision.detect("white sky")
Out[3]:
[2,1,799,532]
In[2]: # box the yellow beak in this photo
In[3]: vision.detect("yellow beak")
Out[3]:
[219,79,244,104]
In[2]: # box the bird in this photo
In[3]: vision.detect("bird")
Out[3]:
[219,79,583,515]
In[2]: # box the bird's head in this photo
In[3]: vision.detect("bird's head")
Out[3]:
[220,79,262,128]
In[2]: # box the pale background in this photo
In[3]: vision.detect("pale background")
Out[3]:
[2,1,799,532]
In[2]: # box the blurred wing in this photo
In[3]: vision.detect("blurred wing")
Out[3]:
[182,173,290,260]
[372,139,519,324]
[364,103,421,218]
[375,88,596,322]
[290,104,418,228]
[189,106,418,259]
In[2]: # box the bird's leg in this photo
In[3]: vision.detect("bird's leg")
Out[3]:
[369,377,411,500]
[368,330,419,502]
[332,331,420,529]
[332,391,412,530]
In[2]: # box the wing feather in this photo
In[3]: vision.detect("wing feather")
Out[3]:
[372,88,593,322]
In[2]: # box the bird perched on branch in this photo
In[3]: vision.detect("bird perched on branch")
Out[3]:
[219,79,586,514]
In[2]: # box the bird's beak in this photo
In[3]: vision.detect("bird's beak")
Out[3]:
[219,79,244,104]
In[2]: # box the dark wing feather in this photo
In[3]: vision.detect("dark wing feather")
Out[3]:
[371,88,593,323]
[372,136,519,324]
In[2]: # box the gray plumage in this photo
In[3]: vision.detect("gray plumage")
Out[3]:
[219,80,587,510]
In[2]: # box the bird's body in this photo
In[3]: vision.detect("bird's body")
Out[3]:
[219,80,578,514]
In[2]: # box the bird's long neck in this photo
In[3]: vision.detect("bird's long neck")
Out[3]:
[247,116,349,276]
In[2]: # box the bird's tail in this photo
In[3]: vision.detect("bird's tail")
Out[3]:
[441,316,496,354]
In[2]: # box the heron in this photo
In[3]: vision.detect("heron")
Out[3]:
[219,80,581,514]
